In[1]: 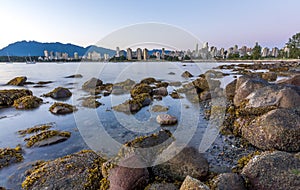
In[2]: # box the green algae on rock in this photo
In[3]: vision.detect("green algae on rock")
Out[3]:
[6,76,27,86]
[0,145,23,169]
[0,89,33,107]
[24,130,71,147]
[22,150,106,190]
[18,123,55,135]
[13,96,43,109]
[49,102,77,114]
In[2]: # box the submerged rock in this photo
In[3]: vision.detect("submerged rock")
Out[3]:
[64,74,83,78]
[0,146,23,169]
[7,76,27,86]
[24,130,71,147]
[0,89,32,107]
[242,151,300,190]
[156,114,178,125]
[180,176,209,190]
[82,97,102,108]
[13,96,43,109]
[43,87,72,99]
[22,150,106,190]
[151,105,169,112]
[49,102,77,114]
[241,109,300,152]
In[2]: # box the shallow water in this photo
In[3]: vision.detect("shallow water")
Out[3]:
[0,62,236,189]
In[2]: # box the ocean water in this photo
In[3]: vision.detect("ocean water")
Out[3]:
[0,62,234,189]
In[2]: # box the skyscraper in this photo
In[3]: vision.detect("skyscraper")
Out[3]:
[127,48,132,60]
[136,48,142,60]
[116,47,120,57]
[143,48,148,61]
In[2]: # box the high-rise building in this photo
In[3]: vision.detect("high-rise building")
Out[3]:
[156,51,161,60]
[195,43,199,54]
[161,48,165,59]
[271,47,279,58]
[143,48,148,61]
[116,47,120,57]
[136,48,142,60]
[203,42,209,49]
[62,53,68,60]
[103,53,110,61]
[74,52,79,59]
[127,48,132,60]
[44,50,49,58]
[262,47,270,58]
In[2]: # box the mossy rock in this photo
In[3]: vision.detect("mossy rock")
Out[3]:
[113,79,136,91]
[130,83,153,98]
[49,102,77,114]
[113,93,152,113]
[18,123,55,135]
[0,89,32,107]
[22,150,106,190]
[151,105,169,112]
[82,77,103,90]
[170,91,183,99]
[43,87,72,99]
[181,71,194,78]
[24,130,71,147]
[0,145,23,169]
[232,151,261,173]
[140,77,158,84]
[13,96,43,109]
[7,76,27,86]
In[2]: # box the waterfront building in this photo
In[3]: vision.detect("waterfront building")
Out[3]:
[136,48,142,60]
[210,46,217,58]
[44,50,49,58]
[262,47,270,58]
[143,48,148,61]
[156,51,161,60]
[271,47,279,58]
[55,52,62,60]
[161,48,165,59]
[104,53,110,61]
[119,50,126,57]
[62,53,69,60]
[127,48,133,60]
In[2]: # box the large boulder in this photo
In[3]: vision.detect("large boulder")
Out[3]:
[262,72,277,81]
[7,76,27,86]
[130,83,153,98]
[152,146,209,181]
[43,87,72,99]
[242,151,300,190]
[224,79,237,100]
[278,74,300,86]
[180,176,209,190]
[234,76,269,106]
[22,150,106,190]
[49,102,77,114]
[107,155,149,190]
[0,89,32,107]
[13,95,43,109]
[241,109,300,152]
[242,85,300,114]
[211,173,246,190]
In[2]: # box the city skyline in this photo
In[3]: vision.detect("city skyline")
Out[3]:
[0,0,300,49]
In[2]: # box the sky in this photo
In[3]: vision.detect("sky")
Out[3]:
[0,0,300,50]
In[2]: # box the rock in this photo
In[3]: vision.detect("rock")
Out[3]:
[145,182,178,190]
[169,81,182,87]
[180,176,209,190]
[151,105,169,112]
[24,130,71,147]
[192,77,220,91]
[82,98,102,108]
[156,82,169,88]
[22,150,106,190]
[141,77,157,84]
[108,155,149,190]
[13,95,43,109]
[18,123,55,135]
[49,102,77,114]
[156,114,177,125]
[262,72,277,81]
[153,87,168,96]
[170,91,183,99]
[168,72,176,75]
[241,109,300,151]
[181,71,194,78]
[113,93,152,113]
[211,173,246,190]
[130,83,152,98]
[242,151,300,190]
[0,89,32,107]
[243,85,300,114]
[0,146,23,169]
[153,147,209,181]
[82,77,103,90]
[7,76,27,86]
[113,79,136,91]
[111,88,128,95]
[199,91,211,101]
[44,87,72,99]
[224,79,237,100]
[64,74,83,78]
[205,70,228,78]
[278,74,300,86]
[37,81,53,85]
[234,76,269,106]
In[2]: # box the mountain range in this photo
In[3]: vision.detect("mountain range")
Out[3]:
[0,41,116,57]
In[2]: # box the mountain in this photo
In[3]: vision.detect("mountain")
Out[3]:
[0,41,116,57]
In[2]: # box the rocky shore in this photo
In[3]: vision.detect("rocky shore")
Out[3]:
[0,61,299,190]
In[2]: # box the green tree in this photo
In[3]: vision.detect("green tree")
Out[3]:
[286,32,300,58]
[252,42,262,60]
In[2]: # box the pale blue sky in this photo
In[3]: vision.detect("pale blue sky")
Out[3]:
[0,0,299,49]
